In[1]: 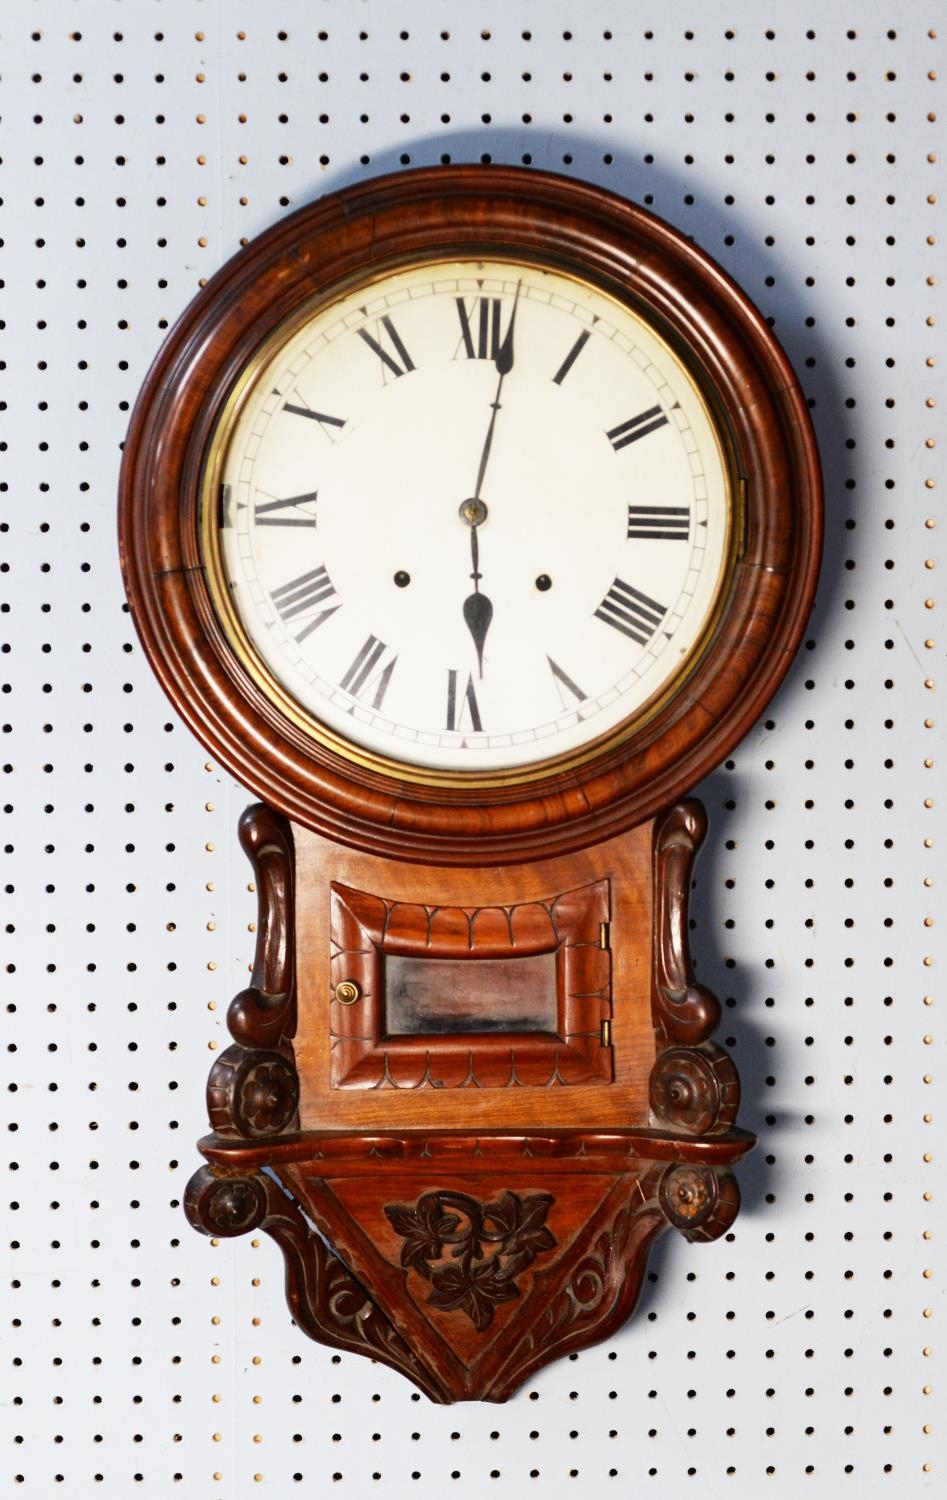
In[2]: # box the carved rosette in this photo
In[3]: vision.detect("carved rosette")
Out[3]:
[185,1164,269,1237]
[659,1163,740,1243]
[649,1041,740,1135]
[207,1045,300,1138]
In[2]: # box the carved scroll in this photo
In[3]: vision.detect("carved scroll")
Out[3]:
[205,804,301,1140]
[648,801,740,1136]
[184,1164,446,1402]
[227,803,297,1049]
[652,799,721,1045]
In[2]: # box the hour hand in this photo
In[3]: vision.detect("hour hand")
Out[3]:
[463,590,492,679]
[461,518,492,677]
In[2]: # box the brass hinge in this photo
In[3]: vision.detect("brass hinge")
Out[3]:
[599,921,609,950]
[600,1018,612,1048]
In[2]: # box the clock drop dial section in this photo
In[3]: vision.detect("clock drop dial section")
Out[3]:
[212,259,732,774]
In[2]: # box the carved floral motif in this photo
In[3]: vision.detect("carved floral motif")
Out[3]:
[207,1045,300,1138]
[239,1055,300,1134]
[385,1189,557,1331]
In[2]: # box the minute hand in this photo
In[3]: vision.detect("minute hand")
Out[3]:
[461,288,520,679]
[471,293,518,501]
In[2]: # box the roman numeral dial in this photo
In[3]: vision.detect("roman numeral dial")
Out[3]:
[595,579,668,646]
[627,505,690,541]
[270,566,340,642]
[607,405,669,450]
[357,314,415,381]
[254,491,319,528]
[215,258,730,775]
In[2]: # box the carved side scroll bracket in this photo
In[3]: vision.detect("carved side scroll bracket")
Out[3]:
[206,804,302,1140]
[652,799,721,1046]
[227,803,297,1049]
[184,1164,444,1400]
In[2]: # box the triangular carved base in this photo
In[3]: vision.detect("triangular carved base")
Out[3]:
[186,1128,750,1402]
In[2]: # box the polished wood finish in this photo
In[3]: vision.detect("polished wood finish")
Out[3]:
[184,801,754,1401]
[119,165,822,866]
[125,169,821,1400]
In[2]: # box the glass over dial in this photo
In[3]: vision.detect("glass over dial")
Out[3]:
[207,258,733,776]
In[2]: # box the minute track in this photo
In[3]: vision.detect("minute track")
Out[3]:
[216,258,729,773]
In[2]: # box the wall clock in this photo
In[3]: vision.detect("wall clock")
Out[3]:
[119,166,821,1402]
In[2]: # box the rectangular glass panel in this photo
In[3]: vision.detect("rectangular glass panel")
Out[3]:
[385,953,558,1036]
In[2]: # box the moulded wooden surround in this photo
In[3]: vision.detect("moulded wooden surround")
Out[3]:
[185,801,753,1402]
[118,165,823,868]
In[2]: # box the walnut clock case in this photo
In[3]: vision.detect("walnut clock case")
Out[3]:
[119,166,822,1403]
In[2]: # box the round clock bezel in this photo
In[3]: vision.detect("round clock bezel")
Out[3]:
[198,254,738,788]
[119,165,822,865]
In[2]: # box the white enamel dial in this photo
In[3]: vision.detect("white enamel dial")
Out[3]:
[210,258,732,775]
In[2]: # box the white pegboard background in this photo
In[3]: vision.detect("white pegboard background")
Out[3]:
[1,3,942,1494]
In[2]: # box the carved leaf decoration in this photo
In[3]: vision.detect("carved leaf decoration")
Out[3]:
[509,1192,556,1255]
[385,1199,461,1280]
[495,1194,555,1278]
[428,1259,520,1332]
[483,1190,521,1238]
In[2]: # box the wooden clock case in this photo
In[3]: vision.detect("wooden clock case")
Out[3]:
[119,166,822,1402]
